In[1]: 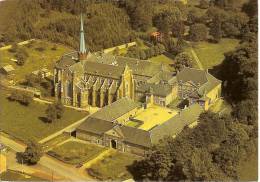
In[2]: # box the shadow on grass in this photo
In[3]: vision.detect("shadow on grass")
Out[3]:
[38,116,51,123]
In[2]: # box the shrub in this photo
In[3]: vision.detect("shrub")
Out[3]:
[9,43,18,53]
[8,91,33,106]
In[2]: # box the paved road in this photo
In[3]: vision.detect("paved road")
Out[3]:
[1,134,91,180]
[6,151,64,181]
[39,155,90,180]
[0,134,26,152]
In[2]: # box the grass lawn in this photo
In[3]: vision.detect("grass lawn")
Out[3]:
[0,170,44,181]
[88,152,141,180]
[48,141,105,165]
[191,38,239,69]
[149,54,174,65]
[43,134,70,151]
[0,89,87,143]
[0,40,72,81]
[238,153,258,181]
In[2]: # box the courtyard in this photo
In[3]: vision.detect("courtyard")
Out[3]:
[47,140,106,165]
[127,105,178,131]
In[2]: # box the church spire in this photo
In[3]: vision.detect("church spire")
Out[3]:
[79,14,88,60]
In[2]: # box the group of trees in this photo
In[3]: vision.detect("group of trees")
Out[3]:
[130,112,256,181]
[125,43,165,60]
[45,101,65,123]
[25,74,53,97]
[174,52,193,71]
[9,44,29,66]
[8,91,33,106]
[17,141,42,165]
[129,1,258,180]
[217,0,257,127]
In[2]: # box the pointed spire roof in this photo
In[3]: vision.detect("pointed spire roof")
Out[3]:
[79,14,87,54]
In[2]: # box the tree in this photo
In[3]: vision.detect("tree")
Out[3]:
[157,43,166,54]
[242,0,257,18]
[55,101,64,119]
[172,21,185,38]
[153,8,182,34]
[128,0,153,31]
[8,91,33,106]
[199,0,210,9]
[15,48,29,66]
[187,8,202,25]
[210,16,222,42]
[17,141,42,165]
[9,43,18,53]
[174,52,193,71]
[139,50,146,60]
[45,104,57,123]
[189,23,208,41]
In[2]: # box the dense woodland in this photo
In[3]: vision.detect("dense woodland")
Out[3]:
[0,0,258,181]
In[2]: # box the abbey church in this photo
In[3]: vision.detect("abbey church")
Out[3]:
[54,15,221,111]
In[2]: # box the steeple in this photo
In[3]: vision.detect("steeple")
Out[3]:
[79,14,88,60]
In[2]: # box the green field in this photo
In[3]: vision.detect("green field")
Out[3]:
[0,40,72,81]
[88,152,141,180]
[0,170,45,181]
[191,38,239,69]
[48,141,105,165]
[238,153,258,181]
[0,89,87,142]
[149,54,174,65]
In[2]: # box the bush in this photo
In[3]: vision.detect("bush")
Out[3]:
[16,141,43,165]
[8,91,33,106]
[9,43,18,53]
[51,44,57,51]
[189,23,208,42]
[15,48,29,66]
[35,47,45,52]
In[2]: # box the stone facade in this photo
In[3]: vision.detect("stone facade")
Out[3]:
[0,153,7,174]
[54,64,135,108]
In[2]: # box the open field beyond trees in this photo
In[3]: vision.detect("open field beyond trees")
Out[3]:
[48,141,105,165]
[0,40,72,81]
[191,38,240,69]
[0,89,86,142]
[88,152,141,180]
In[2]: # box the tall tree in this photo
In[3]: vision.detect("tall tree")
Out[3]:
[189,23,208,41]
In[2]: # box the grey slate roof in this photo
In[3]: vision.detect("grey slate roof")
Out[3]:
[90,97,141,121]
[177,67,222,95]
[149,103,203,144]
[55,52,78,69]
[77,118,152,147]
[77,118,114,135]
[84,61,125,79]
[120,126,152,147]
[177,67,208,85]
[136,83,172,97]
[55,51,169,79]
[147,71,176,84]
